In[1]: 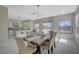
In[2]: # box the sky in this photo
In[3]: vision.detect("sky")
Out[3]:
[60,19,72,26]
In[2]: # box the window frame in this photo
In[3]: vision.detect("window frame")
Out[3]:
[59,19,73,34]
[42,20,52,30]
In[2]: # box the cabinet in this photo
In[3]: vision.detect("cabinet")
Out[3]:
[23,20,32,30]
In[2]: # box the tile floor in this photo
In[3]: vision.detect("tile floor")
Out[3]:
[40,38,79,54]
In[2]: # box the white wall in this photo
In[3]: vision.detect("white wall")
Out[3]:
[75,6,79,47]
[0,6,8,46]
[0,6,18,54]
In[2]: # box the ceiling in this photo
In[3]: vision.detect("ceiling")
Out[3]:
[4,5,77,20]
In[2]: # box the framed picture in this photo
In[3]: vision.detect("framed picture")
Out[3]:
[59,19,73,34]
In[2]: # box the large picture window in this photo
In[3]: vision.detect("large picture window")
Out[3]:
[59,19,73,34]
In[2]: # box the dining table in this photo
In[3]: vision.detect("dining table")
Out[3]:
[25,34,50,54]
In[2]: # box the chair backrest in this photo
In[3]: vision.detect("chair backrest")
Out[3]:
[49,31,53,35]
[53,32,57,41]
[15,37,28,53]
[49,31,54,40]
[48,32,57,48]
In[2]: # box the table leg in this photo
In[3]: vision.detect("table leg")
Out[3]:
[36,45,41,54]
[51,46,53,53]
[54,42,56,48]
[38,45,41,54]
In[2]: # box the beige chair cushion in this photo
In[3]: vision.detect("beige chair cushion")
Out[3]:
[27,41,37,48]
[15,38,37,54]
[20,46,37,54]
[40,31,56,49]
[40,41,49,49]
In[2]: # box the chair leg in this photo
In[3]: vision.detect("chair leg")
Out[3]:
[48,49,50,54]
[33,52,36,54]
[33,50,39,54]
[51,47,53,53]
[54,42,56,48]
[37,45,41,54]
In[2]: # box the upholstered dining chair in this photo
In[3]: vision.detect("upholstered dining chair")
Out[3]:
[53,32,57,48]
[15,37,37,54]
[40,31,54,54]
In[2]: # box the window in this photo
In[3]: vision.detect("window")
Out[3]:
[35,24,40,31]
[23,20,30,29]
[42,20,52,34]
[43,21,52,29]
[59,19,73,33]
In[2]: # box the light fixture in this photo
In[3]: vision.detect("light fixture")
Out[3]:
[29,5,42,17]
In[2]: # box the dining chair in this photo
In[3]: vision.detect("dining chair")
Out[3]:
[53,32,57,48]
[15,37,37,54]
[40,31,54,54]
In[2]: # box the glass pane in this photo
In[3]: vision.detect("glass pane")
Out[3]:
[60,20,72,26]
[42,21,52,34]
[43,21,52,29]
[59,19,72,33]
